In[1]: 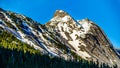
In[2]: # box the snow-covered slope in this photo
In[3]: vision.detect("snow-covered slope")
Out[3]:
[0,8,120,67]
[46,10,120,67]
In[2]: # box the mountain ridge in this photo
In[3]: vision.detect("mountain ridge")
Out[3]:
[0,8,120,67]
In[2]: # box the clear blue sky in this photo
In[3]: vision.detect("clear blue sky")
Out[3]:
[0,0,120,48]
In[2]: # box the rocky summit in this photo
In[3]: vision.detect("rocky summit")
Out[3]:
[0,8,120,67]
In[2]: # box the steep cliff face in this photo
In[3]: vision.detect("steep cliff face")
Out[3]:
[0,8,120,67]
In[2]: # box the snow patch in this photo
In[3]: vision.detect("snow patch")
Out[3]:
[22,21,29,27]
[22,21,32,32]
[78,19,91,33]
[62,16,71,22]
[82,22,90,32]
[58,23,68,40]
[11,22,19,30]
[78,51,91,58]
[60,32,68,40]
[17,31,42,50]
[4,27,22,39]
[40,42,58,56]
[68,30,80,51]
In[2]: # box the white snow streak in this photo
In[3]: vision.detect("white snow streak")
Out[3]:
[68,30,80,51]
[78,51,91,58]
[62,16,71,22]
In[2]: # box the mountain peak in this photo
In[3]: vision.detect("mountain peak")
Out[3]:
[46,10,74,26]
[53,10,69,17]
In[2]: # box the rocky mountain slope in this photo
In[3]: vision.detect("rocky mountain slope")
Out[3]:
[0,8,120,67]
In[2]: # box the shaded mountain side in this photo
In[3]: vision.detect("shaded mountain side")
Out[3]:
[0,8,120,67]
